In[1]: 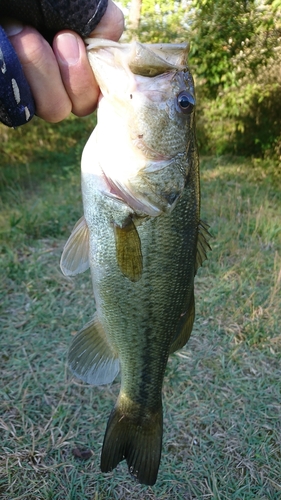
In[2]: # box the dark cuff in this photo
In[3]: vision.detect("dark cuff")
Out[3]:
[0,27,35,127]
[0,0,109,41]
[0,0,109,126]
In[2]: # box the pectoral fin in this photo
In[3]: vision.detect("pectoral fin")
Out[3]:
[60,216,90,276]
[195,220,212,274]
[68,313,120,385]
[169,293,195,354]
[114,218,143,282]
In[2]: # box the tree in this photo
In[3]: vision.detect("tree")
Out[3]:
[189,0,281,98]
[187,0,281,156]
[119,0,281,156]
[128,0,142,31]
[120,0,190,43]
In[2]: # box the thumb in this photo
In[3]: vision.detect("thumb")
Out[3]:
[88,0,124,41]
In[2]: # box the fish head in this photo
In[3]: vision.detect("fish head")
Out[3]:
[86,39,197,216]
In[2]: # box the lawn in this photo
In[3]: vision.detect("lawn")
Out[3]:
[0,117,280,500]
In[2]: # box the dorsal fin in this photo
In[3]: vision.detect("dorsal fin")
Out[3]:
[60,216,90,276]
[195,220,212,274]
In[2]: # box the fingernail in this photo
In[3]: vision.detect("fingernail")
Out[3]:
[56,33,80,66]
[3,21,24,37]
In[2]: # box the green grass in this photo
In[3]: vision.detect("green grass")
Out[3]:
[0,118,281,499]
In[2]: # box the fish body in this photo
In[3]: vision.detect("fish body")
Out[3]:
[61,39,210,486]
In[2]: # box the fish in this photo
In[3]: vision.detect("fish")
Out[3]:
[60,39,210,486]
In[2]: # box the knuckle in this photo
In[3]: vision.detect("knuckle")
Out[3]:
[37,100,72,122]
[18,32,52,69]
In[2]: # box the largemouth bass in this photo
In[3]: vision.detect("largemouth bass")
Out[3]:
[60,39,210,486]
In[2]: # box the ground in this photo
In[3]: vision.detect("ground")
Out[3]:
[0,118,280,499]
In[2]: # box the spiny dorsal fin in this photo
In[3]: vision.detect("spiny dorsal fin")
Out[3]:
[68,313,120,386]
[60,216,90,276]
[114,218,143,282]
[169,292,195,354]
[195,220,212,274]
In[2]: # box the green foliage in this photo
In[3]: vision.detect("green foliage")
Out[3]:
[196,80,281,158]
[0,114,96,168]
[189,0,281,157]
[121,0,190,43]
[190,0,253,96]
[120,0,281,158]
[190,0,279,97]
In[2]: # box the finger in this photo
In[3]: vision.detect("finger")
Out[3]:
[7,25,72,122]
[53,0,124,117]
[89,0,124,41]
[53,31,98,117]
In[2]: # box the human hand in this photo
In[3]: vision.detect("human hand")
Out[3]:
[3,0,124,122]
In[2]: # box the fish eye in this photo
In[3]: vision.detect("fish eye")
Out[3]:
[177,91,195,114]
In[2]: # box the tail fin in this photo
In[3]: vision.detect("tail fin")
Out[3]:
[100,402,163,486]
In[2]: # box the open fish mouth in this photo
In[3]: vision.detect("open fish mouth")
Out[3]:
[85,38,190,103]
[85,38,189,75]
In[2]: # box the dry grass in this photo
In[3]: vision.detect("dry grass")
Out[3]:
[0,119,280,499]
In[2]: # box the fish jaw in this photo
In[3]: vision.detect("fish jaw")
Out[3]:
[86,38,189,88]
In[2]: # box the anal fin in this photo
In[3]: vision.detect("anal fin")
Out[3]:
[68,313,119,385]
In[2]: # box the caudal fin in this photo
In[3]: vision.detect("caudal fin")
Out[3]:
[100,402,163,486]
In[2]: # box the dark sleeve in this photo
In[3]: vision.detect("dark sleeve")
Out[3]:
[0,0,108,41]
[0,0,108,127]
[0,26,35,126]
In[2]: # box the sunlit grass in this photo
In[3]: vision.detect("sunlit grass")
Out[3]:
[0,118,280,499]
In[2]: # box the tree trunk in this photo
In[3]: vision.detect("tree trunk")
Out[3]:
[129,0,142,31]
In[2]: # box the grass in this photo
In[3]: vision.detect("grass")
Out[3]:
[0,117,280,500]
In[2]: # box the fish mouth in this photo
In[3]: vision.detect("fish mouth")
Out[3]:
[86,39,189,75]
[86,39,189,104]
